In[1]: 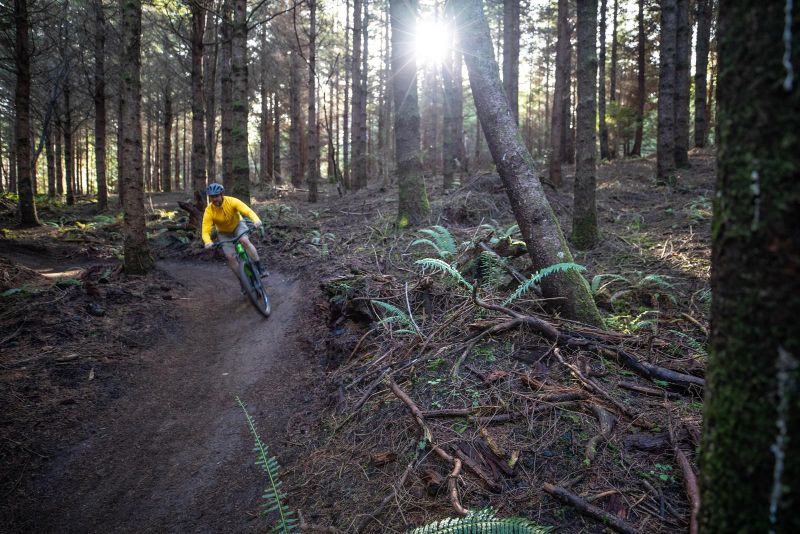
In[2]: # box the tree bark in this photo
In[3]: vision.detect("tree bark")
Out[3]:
[657,0,677,185]
[343,0,351,189]
[391,0,429,226]
[64,83,75,206]
[573,0,598,250]
[631,0,645,156]
[273,92,282,183]
[350,0,364,189]
[119,0,153,274]
[548,0,569,187]
[46,124,55,197]
[55,117,63,196]
[162,85,172,192]
[145,113,152,191]
[693,0,711,147]
[502,0,520,124]
[699,2,800,531]
[355,0,368,189]
[454,0,603,326]
[442,30,458,191]
[259,24,272,187]
[306,0,319,203]
[230,0,249,201]
[220,0,233,190]
[14,0,38,226]
[290,41,303,187]
[674,0,690,167]
[204,2,218,183]
[93,0,108,210]
[190,0,207,208]
[598,0,610,160]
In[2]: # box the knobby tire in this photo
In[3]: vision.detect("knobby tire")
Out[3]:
[238,261,271,318]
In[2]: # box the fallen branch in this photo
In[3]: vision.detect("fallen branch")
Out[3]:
[386,378,468,516]
[667,401,700,534]
[543,483,641,534]
[584,404,617,465]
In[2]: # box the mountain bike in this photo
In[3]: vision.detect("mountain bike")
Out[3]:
[212,227,271,317]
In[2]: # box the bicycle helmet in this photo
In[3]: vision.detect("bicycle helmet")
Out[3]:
[206,182,224,196]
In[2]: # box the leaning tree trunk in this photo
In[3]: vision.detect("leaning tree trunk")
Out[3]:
[598,0,610,160]
[693,0,711,147]
[548,0,569,188]
[230,0,249,201]
[93,0,108,210]
[572,0,598,250]
[656,0,677,184]
[390,0,430,226]
[14,0,38,226]
[454,0,603,326]
[306,0,319,203]
[190,0,207,208]
[699,2,800,532]
[119,0,153,274]
[502,0,520,124]
[674,0,690,167]
[631,0,645,156]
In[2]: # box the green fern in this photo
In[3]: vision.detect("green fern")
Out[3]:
[479,251,507,289]
[415,258,474,292]
[410,226,457,258]
[408,508,551,533]
[372,300,418,334]
[503,262,586,306]
[236,397,298,533]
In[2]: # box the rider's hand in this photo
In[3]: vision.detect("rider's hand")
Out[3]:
[204,242,213,249]
[254,221,263,229]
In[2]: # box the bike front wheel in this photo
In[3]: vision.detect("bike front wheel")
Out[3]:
[238,262,271,318]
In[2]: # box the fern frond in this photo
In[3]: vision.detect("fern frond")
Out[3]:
[590,273,630,294]
[410,238,446,257]
[372,300,417,334]
[415,226,457,257]
[407,508,551,534]
[503,262,586,306]
[479,251,507,289]
[237,397,297,533]
[500,223,520,238]
[415,258,474,292]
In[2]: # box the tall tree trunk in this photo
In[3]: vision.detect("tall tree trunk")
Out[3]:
[376,6,391,186]
[502,0,520,124]
[699,2,800,531]
[230,0,249,201]
[155,120,161,191]
[119,0,153,274]
[343,0,351,189]
[307,0,319,202]
[220,0,233,189]
[55,117,63,196]
[355,0,368,189]
[657,0,677,184]
[273,92,282,183]
[391,0,429,226]
[454,0,603,326]
[290,42,303,187]
[631,0,645,156]
[350,0,364,190]
[453,45,466,174]
[145,113,152,191]
[259,24,271,187]
[563,38,574,163]
[174,114,180,190]
[693,0,711,147]
[573,0,598,249]
[116,92,124,204]
[548,0,569,187]
[609,0,618,158]
[204,2,218,183]
[674,0,690,167]
[162,85,172,192]
[14,0,38,226]
[9,121,17,194]
[93,0,108,210]
[64,84,75,206]
[442,32,457,191]
[46,125,55,197]
[190,0,207,208]
[598,0,610,160]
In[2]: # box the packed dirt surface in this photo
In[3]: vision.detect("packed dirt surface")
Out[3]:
[2,256,318,532]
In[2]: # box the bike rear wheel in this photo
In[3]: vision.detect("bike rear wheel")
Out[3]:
[238,262,271,317]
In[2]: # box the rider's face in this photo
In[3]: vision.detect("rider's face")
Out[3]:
[210,194,223,206]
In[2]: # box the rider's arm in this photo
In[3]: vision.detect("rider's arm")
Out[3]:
[201,206,214,245]
[229,197,262,226]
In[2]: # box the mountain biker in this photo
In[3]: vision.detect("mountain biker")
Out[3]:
[201,182,266,276]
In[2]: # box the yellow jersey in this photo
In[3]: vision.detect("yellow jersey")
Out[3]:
[201,196,261,244]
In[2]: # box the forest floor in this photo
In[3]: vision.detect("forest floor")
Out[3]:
[0,149,713,533]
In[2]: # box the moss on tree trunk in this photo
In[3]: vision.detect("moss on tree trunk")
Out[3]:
[699,2,800,531]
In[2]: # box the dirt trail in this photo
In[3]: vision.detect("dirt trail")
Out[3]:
[14,260,313,533]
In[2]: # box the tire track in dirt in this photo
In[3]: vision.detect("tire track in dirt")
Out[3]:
[17,260,313,533]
